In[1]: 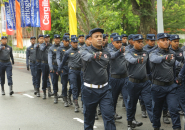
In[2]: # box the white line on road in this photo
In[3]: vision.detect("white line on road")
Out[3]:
[73,118,97,128]
[23,94,34,98]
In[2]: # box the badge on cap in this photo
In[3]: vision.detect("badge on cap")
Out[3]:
[164,34,167,37]
[75,39,76,41]
[179,53,182,56]
[175,35,178,38]
[153,37,154,39]
[139,35,141,39]
[118,37,120,40]
[104,54,107,58]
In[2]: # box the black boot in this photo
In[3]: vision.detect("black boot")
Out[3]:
[163,110,170,124]
[67,92,73,105]
[1,86,5,95]
[95,111,98,120]
[9,85,14,95]
[74,100,79,113]
[58,90,63,98]
[114,113,122,120]
[127,121,133,130]
[132,117,143,127]
[54,93,58,104]
[63,97,69,107]
[36,88,40,97]
[33,85,37,95]
[154,128,164,130]
[47,87,53,97]
[141,105,147,118]
[43,90,46,99]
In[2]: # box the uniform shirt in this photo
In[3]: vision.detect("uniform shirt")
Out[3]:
[48,44,59,70]
[0,44,14,63]
[34,43,42,60]
[125,44,133,52]
[40,43,52,62]
[26,44,36,66]
[78,43,85,48]
[60,42,64,46]
[81,45,110,85]
[107,42,113,49]
[169,47,184,77]
[149,48,176,82]
[125,48,149,80]
[59,47,81,69]
[109,46,127,75]
[56,44,71,70]
[143,45,157,53]
[79,44,88,52]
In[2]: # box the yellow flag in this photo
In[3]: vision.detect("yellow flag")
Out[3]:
[68,0,77,36]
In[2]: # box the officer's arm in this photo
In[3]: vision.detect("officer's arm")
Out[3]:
[81,49,93,62]
[48,47,53,70]
[40,43,47,52]
[125,52,137,64]
[178,63,185,78]
[146,58,151,79]
[149,51,166,64]
[56,48,61,66]
[0,46,3,51]
[58,52,69,71]
[26,47,30,66]
[109,48,121,59]
[10,47,14,64]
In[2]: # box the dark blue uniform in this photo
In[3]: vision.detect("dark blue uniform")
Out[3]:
[125,48,153,123]
[81,45,116,130]
[0,44,14,87]
[26,44,36,87]
[149,47,181,129]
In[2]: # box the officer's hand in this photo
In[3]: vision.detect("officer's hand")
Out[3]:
[99,51,102,59]
[165,54,173,62]
[12,61,14,65]
[138,57,144,64]
[119,46,125,53]
[176,77,182,85]
[27,66,29,71]
[2,46,5,50]
[46,43,47,46]
[93,51,102,60]
[50,69,54,73]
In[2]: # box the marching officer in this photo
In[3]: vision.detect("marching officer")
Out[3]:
[58,36,82,112]
[0,36,14,95]
[40,34,53,99]
[125,34,153,130]
[81,28,116,130]
[26,37,37,95]
[102,34,108,48]
[109,35,128,120]
[56,35,71,107]
[78,35,85,48]
[121,34,128,46]
[149,33,181,130]
[48,34,60,104]
[34,35,44,97]
[143,34,157,52]
[107,33,118,48]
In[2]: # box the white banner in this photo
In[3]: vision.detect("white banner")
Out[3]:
[1,4,6,33]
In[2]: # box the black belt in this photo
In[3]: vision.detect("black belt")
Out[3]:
[0,60,10,63]
[111,73,127,79]
[42,61,48,64]
[30,61,35,64]
[129,77,148,83]
[70,67,81,71]
[153,80,174,86]
[52,62,58,66]
[36,60,41,63]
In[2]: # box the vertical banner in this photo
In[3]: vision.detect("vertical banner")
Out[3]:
[20,0,31,27]
[1,4,6,34]
[68,0,77,36]
[15,0,23,49]
[39,0,51,30]
[9,0,16,30]
[5,2,14,35]
[31,0,41,27]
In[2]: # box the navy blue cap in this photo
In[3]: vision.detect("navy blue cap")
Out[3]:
[128,34,134,40]
[85,35,90,40]
[157,33,168,40]
[38,35,44,38]
[121,34,128,38]
[71,35,76,38]
[103,34,107,39]
[170,35,180,41]
[113,35,122,41]
[78,35,84,38]
[71,37,78,42]
[54,34,61,38]
[133,34,144,41]
[168,34,171,40]
[64,33,70,35]
[89,28,104,36]
[44,34,50,38]
[63,35,70,41]
[110,33,118,38]
[1,36,7,39]
[146,34,156,41]
[30,37,36,40]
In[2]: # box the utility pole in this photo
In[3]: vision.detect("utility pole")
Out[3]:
[157,0,164,33]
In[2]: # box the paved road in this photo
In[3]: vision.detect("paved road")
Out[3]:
[0,58,184,130]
